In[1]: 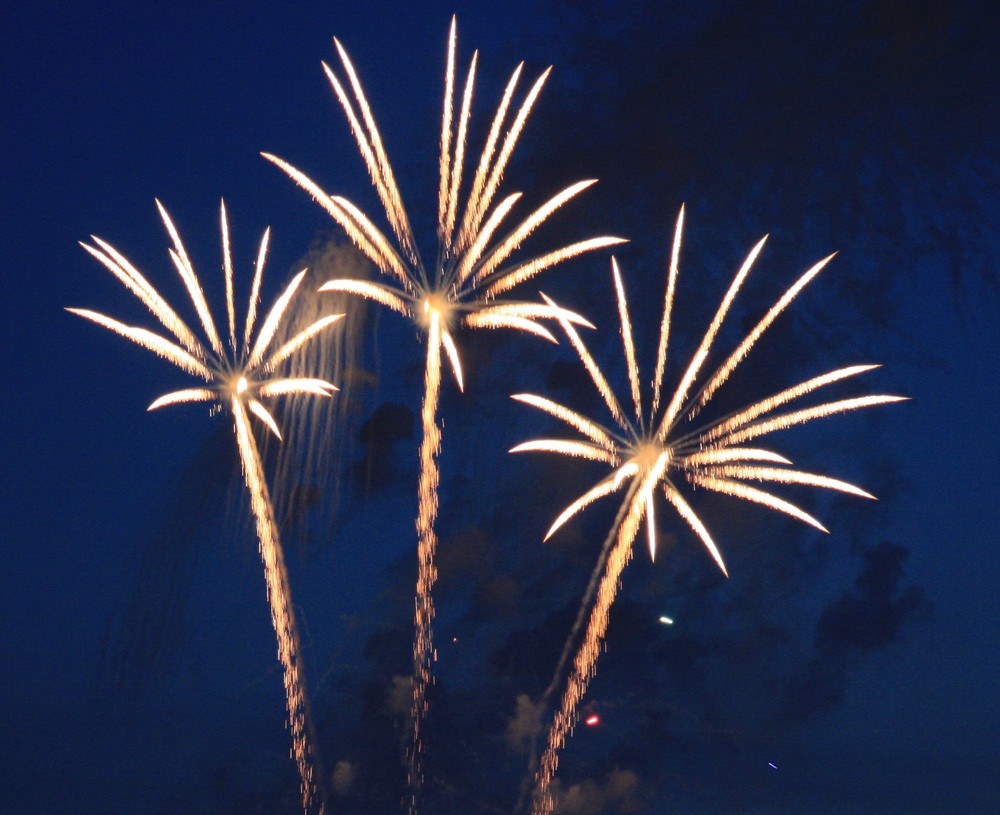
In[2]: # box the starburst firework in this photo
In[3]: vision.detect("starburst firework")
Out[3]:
[262,18,623,803]
[512,207,906,815]
[68,200,342,815]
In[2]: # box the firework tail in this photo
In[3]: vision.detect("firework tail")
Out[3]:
[233,398,326,815]
[511,487,632,815]
[531,485,643,815]
[409,316,443,813]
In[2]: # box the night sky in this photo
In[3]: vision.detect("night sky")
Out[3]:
[3,1,998,813]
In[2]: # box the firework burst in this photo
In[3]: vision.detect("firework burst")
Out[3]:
[69,200,342,815]
[511,206,906,815]
[263,17,623,804]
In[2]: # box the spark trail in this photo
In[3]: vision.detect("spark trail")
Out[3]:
[263,18,623,809]
[69,201,342,815]
[511,207,906,815]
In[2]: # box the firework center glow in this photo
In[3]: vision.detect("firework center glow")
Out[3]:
[633,442,669,472]
[235,375,249,395]
[422,294,451,326]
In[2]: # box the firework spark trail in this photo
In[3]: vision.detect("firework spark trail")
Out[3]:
[535,489,643,815]
[410,312,443,797]
[264,18,623,807]
[512,207,906,815]
[69,202,341,815]
[513,487,634,815]
[259,242,371,558]
[233,398,323,814]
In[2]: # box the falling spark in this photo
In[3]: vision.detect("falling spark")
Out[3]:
[768,762,779,770]
[512,207,906,815]
[658,615,674,625]
[69,201,342,815]
[585,715,600,726]
[257,241,371,547]
[263,17,623,808]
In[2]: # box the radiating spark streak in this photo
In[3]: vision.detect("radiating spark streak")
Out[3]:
[454,192,523,283]
[260,152,414,288]
[266,23,621,811]
[511,394,618,449]
[662,481,728,575]
[539,477,623,542]
[328,45,418,265]
[330,195,414,287]
[683,447,792,466]
[638,451,670,558]
[461,313,558,342]
[656,236,768,441]
[480,236,628,296]
[509,440,619,465]
[645,489,657,560]
[541,293,626,426]
[65,309,213,378]
[613,462,640,489]
[471,302,594,328]
[318,279,413,317]
[257,378,338,398]
[688,474,829,531]
[443,51,477,252]
[477,67,550,224]
[437,18,457,236]
[441,330,464,392]
[612,259,642,426]
[264,314,346,372]
[244,226,269,350]
[248,398,282,440]
[711,395,907,448]
[454,62,523,254]
[699,367,888,442]
[248,270,308,368]
[652,206,684,414]
[147,387,216,410]
[706,465,875,498]
[693,252,836,415]
[221,200,237,353]
[79,239,202,355]
[471,180,598,284]
[70,201,340,815]
[258,378,339,398]
[157,201,224,357]
[514,209,903,815]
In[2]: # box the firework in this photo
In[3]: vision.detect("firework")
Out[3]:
[263,17,623,805]
[69,200,342,815]
[512,207,906,815]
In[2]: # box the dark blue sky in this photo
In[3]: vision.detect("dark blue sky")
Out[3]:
[3,1,998,813]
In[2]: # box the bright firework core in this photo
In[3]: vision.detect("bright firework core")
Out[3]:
[422,294,451,327]
[632,441,669,472]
